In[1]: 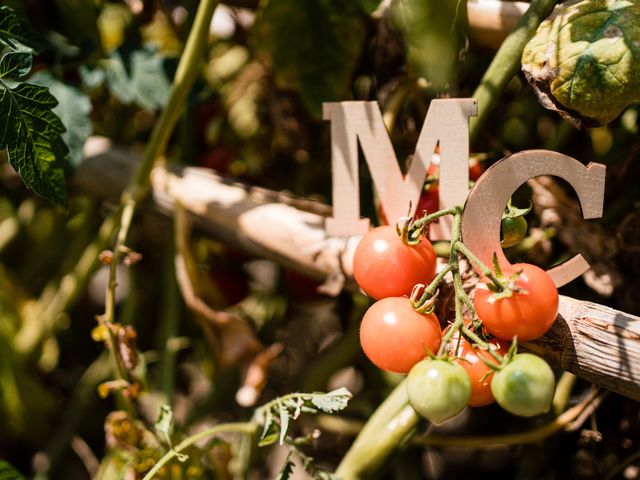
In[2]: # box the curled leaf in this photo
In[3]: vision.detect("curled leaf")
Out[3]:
[522,0,640,128]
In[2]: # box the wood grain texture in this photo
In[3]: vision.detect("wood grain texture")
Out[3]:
[75,137,640,399]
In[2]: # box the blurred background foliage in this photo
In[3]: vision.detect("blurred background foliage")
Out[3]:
[0,0,638,479]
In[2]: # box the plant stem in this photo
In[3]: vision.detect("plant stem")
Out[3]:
[414,389,603,449]
[460,325,504,364]
[158,240,181,404]
[414,263,454,307]
[335,382,420,480]
[142,422,257,480]
[15,209,121,355]
[469,0,558,143]
[410,206,460,231]
[454,241,505,290]
[18,0,218,357]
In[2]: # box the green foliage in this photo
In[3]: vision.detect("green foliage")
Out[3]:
[522,0,640,127]
[251,0,366,117]
[0,460,25,480]
[0,82,69,207]
[0,6,69,207]
[391,0,466,86]
[0,6,41,54]
[276,454,295,480]
[104,45,172,111]
[30,72,92,168]
[258,388,352,446]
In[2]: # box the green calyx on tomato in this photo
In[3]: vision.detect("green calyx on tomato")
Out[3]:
[407,359,471,425]
[491,353,555,417]
[500,198,532,248]
[474,263,559,342]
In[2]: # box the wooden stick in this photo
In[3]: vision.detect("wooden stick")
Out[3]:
[467,0,529,50]
[75,137,640,400]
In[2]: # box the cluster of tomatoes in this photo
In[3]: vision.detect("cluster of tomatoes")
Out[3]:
[352,215,560,425]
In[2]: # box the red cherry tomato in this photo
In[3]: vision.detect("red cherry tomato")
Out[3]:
[417,186,439,219]
[473,263,559,342]
[353,226,437,300]
[360,297,441,373]
[451,335,509,407]
[469,159,485,181]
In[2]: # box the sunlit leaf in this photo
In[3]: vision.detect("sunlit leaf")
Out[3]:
[0,81,68,207]
[309,388,352,413]
[105,45,172,111]
[30,71,92,167]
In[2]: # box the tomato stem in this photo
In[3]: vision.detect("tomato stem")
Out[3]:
[454,241,508,292]
[460,325,504,364]
[408,205,462,240]
[412,263,454,309]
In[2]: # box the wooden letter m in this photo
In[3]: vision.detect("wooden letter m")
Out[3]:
[323,99,477,237]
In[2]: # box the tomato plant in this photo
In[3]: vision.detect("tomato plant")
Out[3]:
[359,297,441,373]
[353,225,437,300]
[473,263,559,341]
[407,359,471,424]
[491,353,555,417]
[378,186,439,226]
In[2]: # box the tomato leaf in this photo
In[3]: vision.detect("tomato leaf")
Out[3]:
[0,459,26,480]
[522,0,640,127]
[104,45,172,111]
[278,401,290,445]
[0,6,69,207]
[251,0,366,117]
[0,6,42,55]
[154,404,174,435]
[0,81,69,207]
[275,454,295,480]
[309,387,352,413]
[30,72,92,168]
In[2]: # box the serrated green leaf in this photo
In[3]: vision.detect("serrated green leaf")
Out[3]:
[261,406,274,439]
[278,402,290,445]
[154,404,174,435]
[0,459,26,480]
[309,388,352,413]
[0,81,68,206]
[251,0,366,117]
[522,0,640,127]
[30,71,92,167]
[105,45,172,111]
[276,454,295,480]
[0,47,31,79]
[0,6,39,53]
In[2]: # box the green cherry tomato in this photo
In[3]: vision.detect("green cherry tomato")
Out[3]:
[500,215,528,248]
[407,359,471,425]
[491,353,555,417]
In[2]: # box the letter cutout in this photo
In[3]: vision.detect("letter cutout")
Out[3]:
[461,150,606,287]
[324,99,477,237]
